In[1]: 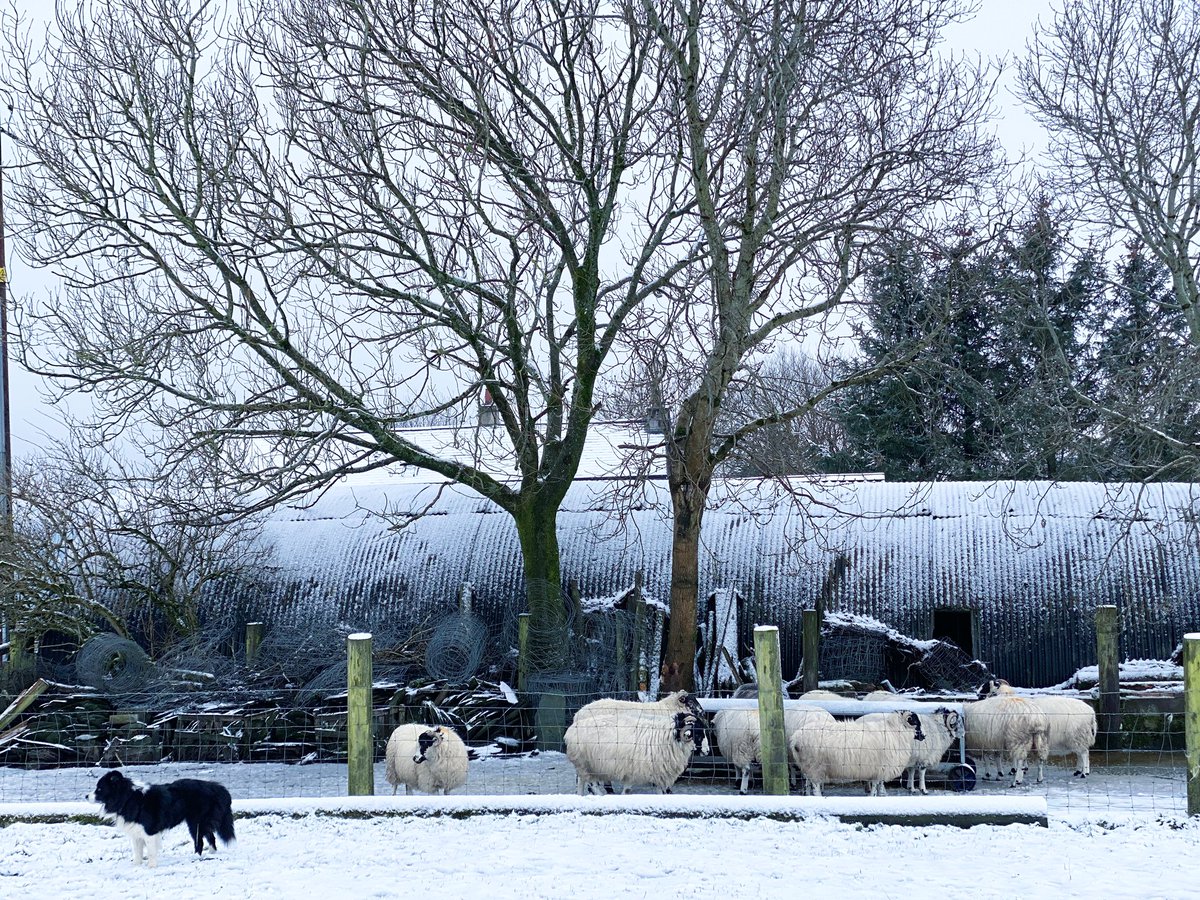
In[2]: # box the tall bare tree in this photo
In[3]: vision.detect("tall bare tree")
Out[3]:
[1,0,690,667]
[641,0,999,689]
[1021,0,1200,344]
[1019,0,1200,473]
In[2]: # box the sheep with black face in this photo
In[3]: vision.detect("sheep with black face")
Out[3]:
[565,704,708,795]
[384,724,469,796]
[789,710,927,797]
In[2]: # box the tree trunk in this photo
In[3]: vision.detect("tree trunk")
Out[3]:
[662,398,718,693]
[513,498,567,675]
[663,484,706,692]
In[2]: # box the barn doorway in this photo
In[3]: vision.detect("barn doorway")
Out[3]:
[932,607,975,657]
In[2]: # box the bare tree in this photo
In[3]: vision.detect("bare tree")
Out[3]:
[1018,0,1200,474]
[0,0,690,668]
[1021,0,1200,344]
[641,0,999,689]
[0,440,270,658]
[720,350,848,477]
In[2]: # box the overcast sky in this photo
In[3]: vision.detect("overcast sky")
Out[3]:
[1,0,1059,459]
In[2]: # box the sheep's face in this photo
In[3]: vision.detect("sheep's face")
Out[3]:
[673,713,707,753]
[905,711,926,742]
[977,678,1008,699]
[939,708,964,737]
[414,729,441,764]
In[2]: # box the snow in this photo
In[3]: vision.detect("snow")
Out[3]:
[824,611,940,651]
[0,751,1194,898]
[0,798,1196,899]
[1063,659,1184,687]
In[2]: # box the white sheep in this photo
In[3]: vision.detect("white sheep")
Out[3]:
[564,706,706,795]
[567,691,708,794]
[799,689,845,701]
[712,704,835,794]
[384,724,469,796]
[578,690,706,720]
[964,682,1049,787]
[861,696,963,794]
[860,690,902,702]
[979,678,1096,780]
[789,709,927,797]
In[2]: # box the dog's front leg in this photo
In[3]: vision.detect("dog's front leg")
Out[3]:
[130,835,145,867]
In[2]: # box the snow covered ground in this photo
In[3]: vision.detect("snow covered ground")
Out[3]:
[1,804,1196,899]
[0,753,1192,898]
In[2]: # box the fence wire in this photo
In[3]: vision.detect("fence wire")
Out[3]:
[0,678,1188,820]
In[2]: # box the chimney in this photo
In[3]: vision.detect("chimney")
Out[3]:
[479,387,500,426]
[644,407,667,435]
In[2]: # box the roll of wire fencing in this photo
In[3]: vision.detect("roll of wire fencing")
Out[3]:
[425,612,489,682]
[74,634,154,693]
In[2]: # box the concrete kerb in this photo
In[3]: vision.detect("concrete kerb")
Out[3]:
[0,794,1048,829]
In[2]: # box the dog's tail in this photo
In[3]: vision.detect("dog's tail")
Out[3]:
[217,806,236,846]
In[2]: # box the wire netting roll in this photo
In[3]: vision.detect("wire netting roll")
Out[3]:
[820,630,887,683]
[75,634,154,693]
[425,613,488,682]
[916,641,989,691]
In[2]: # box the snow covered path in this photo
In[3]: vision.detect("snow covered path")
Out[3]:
[1,811,1195,899]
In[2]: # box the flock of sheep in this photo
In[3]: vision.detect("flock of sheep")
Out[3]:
[379,678,1097,798]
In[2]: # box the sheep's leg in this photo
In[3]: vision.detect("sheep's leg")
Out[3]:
[739,765,751,795]
[1010,751,1025,787]
[811,781,823,797]
[1076,749,1089,778]
[918,765,929,795]
[980,755,994,780]
[405,785,413,796]
[1037,757,1045,784]
[905,766,915,793]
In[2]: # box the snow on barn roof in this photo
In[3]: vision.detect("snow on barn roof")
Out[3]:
[223,475,1200,687]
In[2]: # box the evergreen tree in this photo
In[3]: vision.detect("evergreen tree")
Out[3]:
[834,236,1005,479]
[991,198,1105,479]
[1092,245,1199,479]
[833,201,1106,481]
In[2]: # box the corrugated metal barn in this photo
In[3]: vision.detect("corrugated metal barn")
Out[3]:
[206,473,1200,688]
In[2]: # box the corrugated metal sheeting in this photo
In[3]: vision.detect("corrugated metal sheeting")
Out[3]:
[206,478,1200,687]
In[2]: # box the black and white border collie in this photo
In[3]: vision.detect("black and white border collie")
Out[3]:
[87,770,235,868]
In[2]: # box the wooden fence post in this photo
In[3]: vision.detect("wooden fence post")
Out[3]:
[1185,633,1200,816]
[754,625,789,796]
[245,622,264,668]
[802,608,821,693]
[517,613,531,693]
[630,570,647,692]
[614,611,627,693]
[1095,605,1120,750]
[347,632,374,796]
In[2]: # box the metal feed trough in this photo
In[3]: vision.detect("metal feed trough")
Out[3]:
[698,697,974,790]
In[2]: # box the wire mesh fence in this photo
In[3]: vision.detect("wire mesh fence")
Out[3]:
[0,678,1188,820]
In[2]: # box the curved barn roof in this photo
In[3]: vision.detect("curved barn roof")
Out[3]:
[213,477,1200,687]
